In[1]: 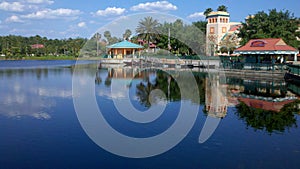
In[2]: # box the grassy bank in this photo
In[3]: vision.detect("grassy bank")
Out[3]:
[0,55,101,60]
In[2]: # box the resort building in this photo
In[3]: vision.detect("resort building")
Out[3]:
[137,39,157,53]
[206,11,241,56]
[106,40,144,59]
[30,44,45,49]
[234,38,299,63]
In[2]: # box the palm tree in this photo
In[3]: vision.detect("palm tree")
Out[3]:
[136,16,160,49]
[217,5,228,12]
[204,8,213,17]
[123,29,132,40]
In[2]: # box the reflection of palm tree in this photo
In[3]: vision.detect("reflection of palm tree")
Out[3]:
[136,81,155,107]
[95,71,102,85]
[135,70,181,107]
[136,16,160,49]
[104,77,111,87]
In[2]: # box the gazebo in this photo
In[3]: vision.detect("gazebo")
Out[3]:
[234,38,298,63]
[106,40,144,59]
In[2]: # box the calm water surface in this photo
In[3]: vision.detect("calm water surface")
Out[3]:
[0,60,300,169]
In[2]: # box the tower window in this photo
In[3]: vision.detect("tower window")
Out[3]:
[210,27,215,34]
[222,27,227,33]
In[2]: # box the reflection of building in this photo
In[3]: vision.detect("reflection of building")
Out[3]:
[226,77,298,112]
[106,68,155,80]
[206,11,241,56]
[106,40,144,59]
[205,74,228,118]
[238,97,295,112]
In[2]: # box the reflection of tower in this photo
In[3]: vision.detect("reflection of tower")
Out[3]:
[205,74,228,118]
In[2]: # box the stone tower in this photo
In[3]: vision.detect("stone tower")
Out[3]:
[206,11,231,56]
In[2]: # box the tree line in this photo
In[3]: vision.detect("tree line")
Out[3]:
[0,6,299,59]
[79,7,300,57]
[0,35,87,58]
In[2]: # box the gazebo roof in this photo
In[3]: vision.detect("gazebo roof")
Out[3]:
[107,40,144,49]
[234,38,298,55]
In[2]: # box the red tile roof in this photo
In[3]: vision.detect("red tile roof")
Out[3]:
[31,44,45,49]
[235,38,297,52]
[229,24,241,32]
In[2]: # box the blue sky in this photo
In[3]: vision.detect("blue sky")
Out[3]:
[0,0,299,39]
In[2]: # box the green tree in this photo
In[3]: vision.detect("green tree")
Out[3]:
[193,21,207,35]
[123,29,132,40]
[238,9,300,48]
[136,16,160,49]
[104,30,112,44]
[204,8,213,17]
[217,5,228,12]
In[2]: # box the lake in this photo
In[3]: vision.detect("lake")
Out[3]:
[0,60,300,169]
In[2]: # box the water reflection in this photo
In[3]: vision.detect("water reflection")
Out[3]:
[226,76,299,133]
[0,63,299,168]
[0,68,73,119]
[204,74,228,118]
[236,101,299,134]
[95,67,300,134]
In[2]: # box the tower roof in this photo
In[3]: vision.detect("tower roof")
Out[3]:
[207,11,230,18]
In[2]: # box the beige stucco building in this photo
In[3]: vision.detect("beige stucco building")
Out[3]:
[206,11,241,56]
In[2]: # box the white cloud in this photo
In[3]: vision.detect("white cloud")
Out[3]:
[5,15,23,23]
[188,12,205,19]
[22,8,81,19]
[95,7,126,16]
[77,21,86,28]
[0,1,25,12]
[26,0,54,4]
[130,1,177,11]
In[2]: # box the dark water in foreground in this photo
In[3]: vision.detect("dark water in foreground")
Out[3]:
[0,60,300,169]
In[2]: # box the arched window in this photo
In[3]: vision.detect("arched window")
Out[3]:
[250,40,267,47]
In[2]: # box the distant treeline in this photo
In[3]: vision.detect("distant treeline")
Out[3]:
[0,35,87,58]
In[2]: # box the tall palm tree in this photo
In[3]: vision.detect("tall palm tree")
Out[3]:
[204,8,213,17]
[217,5,228,12]
[136,16,160,49]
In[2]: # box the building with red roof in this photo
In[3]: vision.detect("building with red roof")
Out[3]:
[30,44,45,49]
[234,38,299,63]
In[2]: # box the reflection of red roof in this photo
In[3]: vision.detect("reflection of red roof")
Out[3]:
[238,97,294,112]
[31,44,45,49]
[235,38,297,52]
